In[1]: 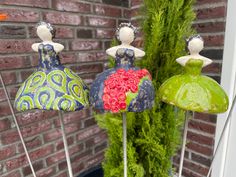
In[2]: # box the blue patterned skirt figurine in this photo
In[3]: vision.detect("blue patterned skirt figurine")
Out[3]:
[14,22,89,111]
[90,23,155,113]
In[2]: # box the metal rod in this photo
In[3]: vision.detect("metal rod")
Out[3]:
[58,111,73,177]
[0,73,37,177]
[122,112,127,177]
[206,96,236,177]
[178,111,189,177]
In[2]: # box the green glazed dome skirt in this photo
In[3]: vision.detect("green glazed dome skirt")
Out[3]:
[159,74,228,113]
[14,68,89,112]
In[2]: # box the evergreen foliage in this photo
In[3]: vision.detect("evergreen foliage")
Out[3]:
[95,0,196,176]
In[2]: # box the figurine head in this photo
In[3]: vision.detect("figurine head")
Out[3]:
[186,34,204,54]
[36,21,56,41]
[116,23,138,45]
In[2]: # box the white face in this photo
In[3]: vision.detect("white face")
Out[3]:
[118,26,135,45]
[188,38,204,54]
[37,25,53,42]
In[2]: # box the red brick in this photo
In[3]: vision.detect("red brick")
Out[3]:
[0,56,30,70]
[65,122,81,134]
[0,25,26,39]
[0,102,11,117]
[196,0,227,5]
[18,136,42,153]
[20,69,34,81]
[69,144,84,156]
[30,145,53,160]
[77,29,93,39]
[88,17,116,27]
[0,88,6,102]
[8,86,19,100]
[123,9,131,18]
[53,0,91,13]
[0,118,11,132]
[1,9,39,22]
[187,142,213,156]
[70,63,104,75]
[56,27,74,39]
[46,151,66,166]
[0,71,17,86]
[84,117,97,128]
[183,160,208,176]
[96,29,115,38]
[187,131,214,146]
[71,40,101,51]
[63,110,89,124]
[43,12,82,25]
[85,152,104,168]
[72,150,92,164]
[194,112,217,123]
[191,153,211,167]
[21,120,51,138]
[188,119,215,134]
[131,0,142,6]
[0,40,35,54]
[1,129,20,144]
[196,6,226,20]
[95,142,107,153]
[130,8,139,17]
[94,5,122,17]
[0,145,16,160]
[36,167,55,177]
[203,35,225,47]
[77,52,107,62]
[55,171,68,177]
[77,126,101,141]
[194,22,225,33]
[0,0,49,8]
[55,136,74,150]
[23,161,44,176]
[16,110,57,126]
[5,154,28,170]
[72,162,85,174]
[202,62,221,74]
[182,169,202,177]
[2,170,21,177]
[43,129,62,142]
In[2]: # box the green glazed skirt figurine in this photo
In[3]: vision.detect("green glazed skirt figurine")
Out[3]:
[159,35,228,113]
[14,22,89,111]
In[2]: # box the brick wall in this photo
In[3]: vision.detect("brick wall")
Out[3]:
[131,0,227,177]
[0,0,228,176]
[0,0,130,176]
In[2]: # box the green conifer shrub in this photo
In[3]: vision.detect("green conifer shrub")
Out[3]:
[95,0,196,176]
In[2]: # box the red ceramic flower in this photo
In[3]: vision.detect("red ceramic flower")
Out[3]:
[103,68,152,113]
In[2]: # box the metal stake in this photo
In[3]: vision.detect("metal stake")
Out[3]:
[178,111,189,177]
[0,73,37,177]
[122,112,127,177]
[58,111,73,177]
[206,96,236,177]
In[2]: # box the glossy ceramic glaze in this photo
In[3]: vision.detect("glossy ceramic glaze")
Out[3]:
[15,22,89,111]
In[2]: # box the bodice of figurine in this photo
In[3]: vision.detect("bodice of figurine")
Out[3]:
[115,48,135,68]
[184,59,203,76]
[38,44,61,70]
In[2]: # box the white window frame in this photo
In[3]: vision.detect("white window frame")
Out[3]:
[212,0,236,176]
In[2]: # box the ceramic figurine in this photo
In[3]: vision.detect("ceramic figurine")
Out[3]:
[14,22,89,111]
[159,35,229,113]
[89,23,155,113]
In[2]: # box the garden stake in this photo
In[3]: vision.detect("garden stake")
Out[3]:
[178,111,189,177]
[206,96,236,177]
[59,111,74,177]
[0,73,37,177]
[123,112,127,177]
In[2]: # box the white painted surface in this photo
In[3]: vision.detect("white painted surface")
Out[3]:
[212,0,236,176]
